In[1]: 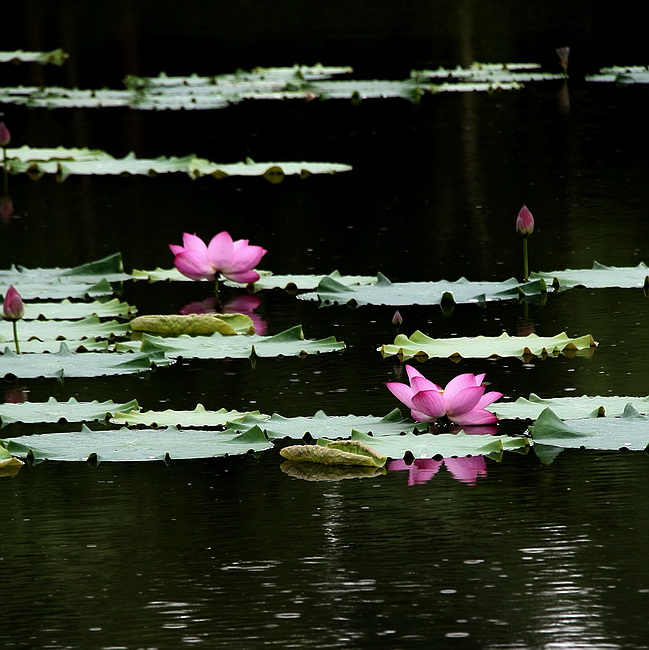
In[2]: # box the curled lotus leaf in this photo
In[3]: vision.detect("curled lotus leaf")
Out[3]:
[280,440,387,467]
[280,460,385,481]
[0,446,24,477]
[130,313,254,336]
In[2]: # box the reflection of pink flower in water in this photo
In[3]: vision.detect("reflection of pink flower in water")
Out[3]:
[179,294,267,335]
[388,456,487,486]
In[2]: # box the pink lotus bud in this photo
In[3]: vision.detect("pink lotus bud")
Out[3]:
[0,122,11,147]
[3,285,25,320]
[556,46,570,73]
[392,310,403,326]
[516,205,534,236]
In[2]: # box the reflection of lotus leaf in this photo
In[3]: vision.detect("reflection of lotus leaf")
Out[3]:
[280,461,385,481]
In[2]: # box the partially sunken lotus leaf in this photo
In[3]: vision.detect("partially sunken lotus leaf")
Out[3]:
[130,313,254,336]
[280,440,387,467]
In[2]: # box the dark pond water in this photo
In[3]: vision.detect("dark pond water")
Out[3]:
[2,3,649,649]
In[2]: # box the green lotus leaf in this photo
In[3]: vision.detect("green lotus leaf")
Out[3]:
[280,460,385,481]
[319,430,528,460]
[416,62,563,83]
[301,272,546,307]
[380,331,597,360]
[0,424,271,463]
[123,325,344,360]
[5,147,351,181]
[0,48,68,66]
[0,446,24,475]
[110,404,267,428]
[130,313,254,336]
[0,397,139,427]
[0,278,113,301]
[0,342,172,379]
[228,409,427,440]
[490,394,649,420]
[19,298,136,320]
[0,337,111,354]
[280,440,386,467]
[530,406,649,451]
[586,65,649,84]
[0,315,131,343]
[531,261,649,290]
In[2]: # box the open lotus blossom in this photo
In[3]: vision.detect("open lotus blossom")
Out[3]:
[386,366,502,426]
[170,231,267,284]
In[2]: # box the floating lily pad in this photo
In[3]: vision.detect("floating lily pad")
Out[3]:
[110,404,267,428]
[0,337,111,354]
[489,394,649,420]
[379,331,597,360]
[0,315,131,343]
[0,343,172,379]
[130,313,254,336]
[280,440,387,467]
[19,298,136,321]
[121,326,344,360]
[0,397,139,427]
[416,62,563,83]
[0,424,271,463]
[531,261,649,290]
[301,273,546,307]
[586,66,649,84]
[0,48,68,66]
[5,147,352,181]
[318,430,528,460]
[530,405,649,451]
[228,408,427,440]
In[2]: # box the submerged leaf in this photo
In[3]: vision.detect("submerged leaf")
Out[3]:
[380,331,597,360]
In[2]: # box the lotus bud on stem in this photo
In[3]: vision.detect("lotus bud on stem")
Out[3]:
[516,205,534,281]
[556,46,570,77]
[3,285,24,354]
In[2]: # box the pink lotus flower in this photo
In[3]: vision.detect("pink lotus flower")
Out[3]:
[515,205,534,237]
[388,456,487,486]
[3,285,24,321]
[0,122,10,148]
[169,231,267,284]
[386,366,502,426]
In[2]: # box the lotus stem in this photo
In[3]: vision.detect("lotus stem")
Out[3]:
[12,320,20,354]
[522,237,529,282]
[214,276,221,307]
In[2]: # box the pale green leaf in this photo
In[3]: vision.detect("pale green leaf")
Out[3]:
[301,272,546,307]
[489,394,649,420]
[0,48,68,66]
[380,330,597,360]
[5,147,351,180]
[20,298,136,321]
[586,66,649,84]
[122,326,344,360]
[0,397,139,427]
[318,430,528,460]
[1,425,271,463]
[0,315,131,343]
[110,405,268,428]
[229,408,427,440]
[531,261,649,290]
[530,405,649,451]
[0,343,172,379]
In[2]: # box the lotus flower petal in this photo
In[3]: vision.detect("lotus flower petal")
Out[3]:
[411,389,447,420]
[386,381,416,410]
[451,408,499,426]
